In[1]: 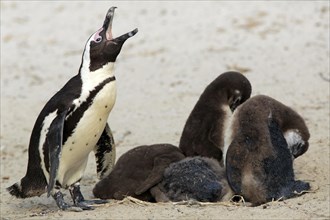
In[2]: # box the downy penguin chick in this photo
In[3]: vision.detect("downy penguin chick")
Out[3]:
[93,144,185,202]
[7,7,138,211]
[179,71,252,163]
[151,156,233,202]
[225,95,310,206]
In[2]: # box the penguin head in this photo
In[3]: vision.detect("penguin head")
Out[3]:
[224,72,252,112]
[284,129,309,159]
[205,71,252,112]
[83,7,138,72]
[199,72,251,112]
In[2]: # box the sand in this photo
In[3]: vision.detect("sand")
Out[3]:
[1,1,329,219]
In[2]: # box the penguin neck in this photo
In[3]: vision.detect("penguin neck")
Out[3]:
[222,104,235,166]
[79,62,115,93]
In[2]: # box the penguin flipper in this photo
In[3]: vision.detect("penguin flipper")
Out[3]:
[225,138,248,194]
[135,157,172,195]
[266,117,299,200]
[207,121,225,161]
[46,110,67,197]
[268,117,290,152]
[94,123,115,179]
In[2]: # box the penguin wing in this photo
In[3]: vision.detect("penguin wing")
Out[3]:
[94,123,116,179]
[135,157,172,195]
[225,137,249,194]
[181,113,223,161]
[46,110,68,197]
[266,117,299,199]
[204,117,224,161]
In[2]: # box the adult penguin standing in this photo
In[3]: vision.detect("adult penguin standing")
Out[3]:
[7,7,138,211]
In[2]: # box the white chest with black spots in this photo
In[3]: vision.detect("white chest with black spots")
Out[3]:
[39,62,117,188]
[58,81,116,187]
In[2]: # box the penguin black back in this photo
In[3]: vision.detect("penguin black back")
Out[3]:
[225,95,310,205]
[93,144,185,202]
[179,71,252,163]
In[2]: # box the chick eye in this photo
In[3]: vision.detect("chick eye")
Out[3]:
[95,36,102,43]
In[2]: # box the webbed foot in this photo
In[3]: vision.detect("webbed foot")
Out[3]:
[69,183,108,210]
[52,190,74,211]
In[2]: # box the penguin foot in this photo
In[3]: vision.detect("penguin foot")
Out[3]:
[69,183,85,204]
[74,201,95,210]
[69,183,108,209]
[52,190,99,211]
[52,191,72,211]
[75,199,108,210]
[80,199,109,205]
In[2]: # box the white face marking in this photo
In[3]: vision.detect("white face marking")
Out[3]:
[93,28,104,42]
[82,32,98,65]
[39,111,58,183]
[284,130,305,148]
[81,30,115,74]
[69,33,116,116]
[222,104,236,166]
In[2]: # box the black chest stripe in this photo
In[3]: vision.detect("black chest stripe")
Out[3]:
[62,76,116,146]
[44,76,116,174]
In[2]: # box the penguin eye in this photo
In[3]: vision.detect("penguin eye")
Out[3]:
[95,36,102,43]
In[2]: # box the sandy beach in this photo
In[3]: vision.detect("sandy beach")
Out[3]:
[1,1,329,219]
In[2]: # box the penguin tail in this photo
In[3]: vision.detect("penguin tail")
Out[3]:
[7,182,26,198]
[7,176,46,198]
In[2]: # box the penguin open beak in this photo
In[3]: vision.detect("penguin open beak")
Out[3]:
[103,7,138,43]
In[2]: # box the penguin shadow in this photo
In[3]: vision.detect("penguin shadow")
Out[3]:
[225,95,311,206]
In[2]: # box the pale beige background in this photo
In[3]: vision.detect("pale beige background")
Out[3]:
[1,1,329,219]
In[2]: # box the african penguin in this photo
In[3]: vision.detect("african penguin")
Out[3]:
[7,7,138,211]
[93,144,185,202]
[179,71,252,164]
[151,156,234,203]
[225,95,310,206]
